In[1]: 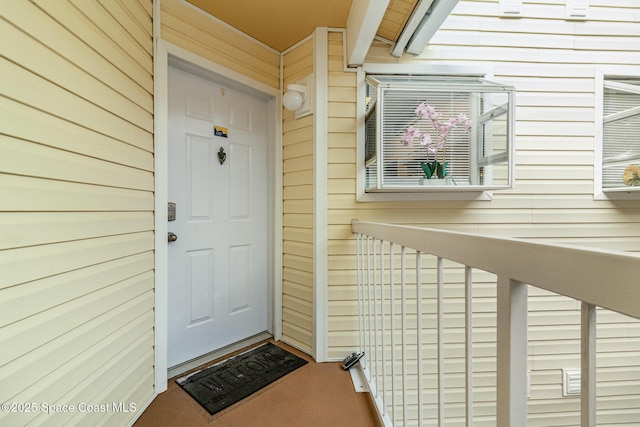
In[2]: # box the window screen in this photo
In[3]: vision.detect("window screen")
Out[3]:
[602,79,640,189]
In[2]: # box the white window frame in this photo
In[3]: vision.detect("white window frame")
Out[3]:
[356,65,515,202]
[594,69,640,200]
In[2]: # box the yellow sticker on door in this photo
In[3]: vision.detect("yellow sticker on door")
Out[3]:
[214,126,228,138]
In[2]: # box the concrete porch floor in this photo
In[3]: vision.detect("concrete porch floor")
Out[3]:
[134,341,381,427]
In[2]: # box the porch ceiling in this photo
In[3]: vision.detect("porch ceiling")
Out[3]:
[186,0,354,51]
[186,0,417,52]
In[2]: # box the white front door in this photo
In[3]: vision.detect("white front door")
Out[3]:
[167,66,269,368]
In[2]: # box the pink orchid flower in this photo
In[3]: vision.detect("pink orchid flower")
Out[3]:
[419,133,432,146]
[402,126,420,146]
[401,103,472,178]
[438,123,452,138]
[457,113,471,131]
[415,102,438,121]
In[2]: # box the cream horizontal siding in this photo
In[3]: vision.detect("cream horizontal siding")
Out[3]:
[160,0,280,89]
[326,1,640,424]
[281,39,315,354]
[326,31,361,362]
[1,98,153,170]
[0,1,154,426]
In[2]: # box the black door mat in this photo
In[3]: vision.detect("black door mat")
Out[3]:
[176,342,308,415]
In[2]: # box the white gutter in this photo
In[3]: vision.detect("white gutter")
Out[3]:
[406,0,461,55]
[391,0,460,57]
[390,0,435,57]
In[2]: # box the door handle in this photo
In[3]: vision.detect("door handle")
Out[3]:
[168,232,178,242]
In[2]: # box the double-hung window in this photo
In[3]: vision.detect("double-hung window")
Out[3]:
[601,78,640,191]
[364,75,515,192]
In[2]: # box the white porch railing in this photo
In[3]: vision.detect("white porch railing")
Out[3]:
[352,220,640,427]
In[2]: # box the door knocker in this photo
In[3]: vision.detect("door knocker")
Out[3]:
[217,147,226,165]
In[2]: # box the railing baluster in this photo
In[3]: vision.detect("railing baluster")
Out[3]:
[465,266,474,427]
[401,246,408,426]
[366,236,373,380]
[380,240,386,416]
[581,302,596,427]
[416,251,423,426]
[437,257,444,426]
[389,242,396,426]
[496,277,528,427]
[373,238,379,394]
[357,234,364,362]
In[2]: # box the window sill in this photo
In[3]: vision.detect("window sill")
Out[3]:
[595,187,640,200]
[358,190,494,202]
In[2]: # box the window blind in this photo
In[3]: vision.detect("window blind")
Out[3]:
[380,89,471,186]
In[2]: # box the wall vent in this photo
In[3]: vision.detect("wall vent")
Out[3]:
[566,0,589,20]
[563,369,581,396]
[499,0,522,17]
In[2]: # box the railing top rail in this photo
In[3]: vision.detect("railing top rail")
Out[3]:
[352,220,640,320]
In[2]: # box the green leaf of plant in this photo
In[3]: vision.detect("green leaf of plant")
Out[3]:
[420,162,432,179]
[441,161,448,178]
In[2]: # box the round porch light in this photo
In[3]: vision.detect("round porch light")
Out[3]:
[283,84,306,111]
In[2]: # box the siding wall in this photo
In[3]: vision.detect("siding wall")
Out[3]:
[282,39,315,354]
[326,31,359,361]
[0,1,155,426]
[326,1,640,424]
[160,0,280,90]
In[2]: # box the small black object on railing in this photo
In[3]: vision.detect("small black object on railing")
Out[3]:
[341,352,365,370]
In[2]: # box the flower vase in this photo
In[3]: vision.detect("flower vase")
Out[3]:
[419,176,454,186]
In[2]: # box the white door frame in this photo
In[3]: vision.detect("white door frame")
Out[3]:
[153,38,283,392]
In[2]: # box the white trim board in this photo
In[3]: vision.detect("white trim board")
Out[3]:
[346,0,390,66]
[313,27,329,363]
[153,38,283,393]
[152,0,168,396]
